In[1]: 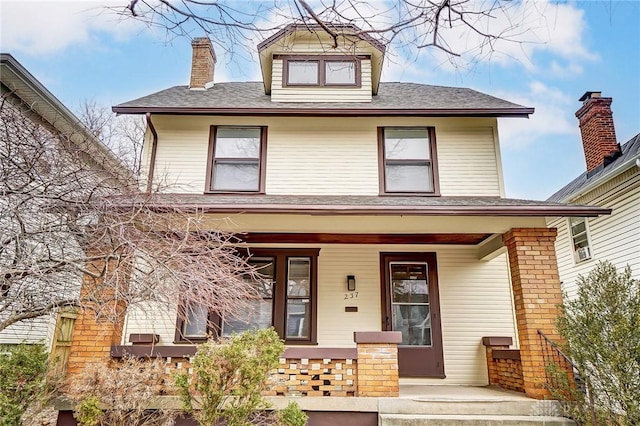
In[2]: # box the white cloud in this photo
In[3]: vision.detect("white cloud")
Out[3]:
[497,81,579,149]
[0,0,143,55]
[412,0,597,74]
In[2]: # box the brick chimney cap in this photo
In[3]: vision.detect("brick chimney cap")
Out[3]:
[192,37,212,45]
[579,91,602,102]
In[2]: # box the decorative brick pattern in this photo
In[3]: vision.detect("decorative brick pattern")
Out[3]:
[190,38,216,89]
[356,343,399,397]
[503,228,564,399]
[575,94,619,172]
[267,357,357,397]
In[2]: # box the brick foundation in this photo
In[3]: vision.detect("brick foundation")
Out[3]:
[503,228,564,399]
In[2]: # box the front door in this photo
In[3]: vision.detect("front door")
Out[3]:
[381,253,445,378]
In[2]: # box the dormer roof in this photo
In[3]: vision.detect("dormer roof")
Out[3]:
[257,23,386,95]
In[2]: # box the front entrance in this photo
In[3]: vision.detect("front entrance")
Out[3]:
[380,253,445,377]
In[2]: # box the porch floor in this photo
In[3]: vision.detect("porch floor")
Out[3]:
[398,385,532,401]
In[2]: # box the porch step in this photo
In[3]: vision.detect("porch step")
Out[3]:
[379,414,576,425]
[379,399,550,416]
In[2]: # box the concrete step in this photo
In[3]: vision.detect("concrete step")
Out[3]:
[379,414,576,425]
[379,398,562,416]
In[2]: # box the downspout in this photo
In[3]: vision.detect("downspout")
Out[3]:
[145,112,158,193]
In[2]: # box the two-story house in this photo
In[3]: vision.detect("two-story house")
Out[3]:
[62,24,609,421]
[547,92,640,299]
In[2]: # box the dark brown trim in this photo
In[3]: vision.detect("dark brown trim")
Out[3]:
[378,126,440,196]
[145,113,158,193]
[345,306,358,312]
[280,55,362,88]
[482,336,514,346]
[283,347,357,359]
[492,349,521,361]
[380,252,445,378]
[204,125,267,194]
[247,248,320,344]
[241,232,492,245]
[128,333,160,344]
[111,345,197,358]
[112,106,535,118]
[353,331,402,344]
[142,203,610,217]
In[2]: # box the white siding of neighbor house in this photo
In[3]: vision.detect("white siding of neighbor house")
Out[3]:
[270,59,372,103]
[148,115,503,197]
[123,244,516,386]
[548,171,640,300]
[0,314,56,348]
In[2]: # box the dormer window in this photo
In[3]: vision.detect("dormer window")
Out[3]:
[282,56,361,87]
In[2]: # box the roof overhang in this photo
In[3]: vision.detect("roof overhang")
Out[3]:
[1,53,134,187]
[112,106,534,117]
[129,196,610,217]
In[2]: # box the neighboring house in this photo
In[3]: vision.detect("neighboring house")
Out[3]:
[0,54,129,358]
[64,24,610,410]
[547,92,640,299]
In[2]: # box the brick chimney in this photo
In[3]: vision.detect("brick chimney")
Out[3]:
[575,91,620,173]
[189,37,216,89]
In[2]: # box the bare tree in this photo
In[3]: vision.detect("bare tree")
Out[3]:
[78,100,146,177]
[0,92,259,334]
[115,0,539,62]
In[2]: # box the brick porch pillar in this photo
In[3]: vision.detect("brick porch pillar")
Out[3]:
[503,228,563,399]
[354,331,402,397]
[66,258,127,376]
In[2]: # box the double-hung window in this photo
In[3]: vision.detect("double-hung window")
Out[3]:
[569,217,592,263]
[379,127,439,195]
[284,56,360,87]
[176,248,318,344]
[206,126,267,193]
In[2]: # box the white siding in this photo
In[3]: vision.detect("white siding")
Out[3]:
[149,116,503,197]
[437,127,501,196]
[0,314,56,348]
[271,59,372,103]
[549,173,640,300]
[123,244,515,386]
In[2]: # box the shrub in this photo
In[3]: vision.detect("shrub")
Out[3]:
[554,261,639,425]
[0,343,57,426]
[67,357,176,426]
[176,328,306,426]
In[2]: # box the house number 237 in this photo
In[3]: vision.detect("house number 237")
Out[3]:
[344,292,359,300]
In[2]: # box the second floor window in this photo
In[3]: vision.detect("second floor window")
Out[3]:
[284,56,359,87]
[569,217,592,263]
[207,126,267,193]
[379,127,439,195]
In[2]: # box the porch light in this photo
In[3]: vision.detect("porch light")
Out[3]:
[346,275,356,292]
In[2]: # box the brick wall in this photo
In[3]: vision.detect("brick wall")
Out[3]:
[354,332,401,397]
[66,258,126,377]
[268,357,357,397]
[503,228,563,399]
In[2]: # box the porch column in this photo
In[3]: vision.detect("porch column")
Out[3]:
[66,257,127,376]
[502,228,563,399]
[354,331,402,397]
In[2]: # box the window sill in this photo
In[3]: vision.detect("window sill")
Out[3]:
[203,191,265,195]
[379,192,441,197]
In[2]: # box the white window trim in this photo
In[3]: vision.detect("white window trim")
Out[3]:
[567,217,593,264]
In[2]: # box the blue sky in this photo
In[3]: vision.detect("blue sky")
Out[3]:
[1,0,639,200]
